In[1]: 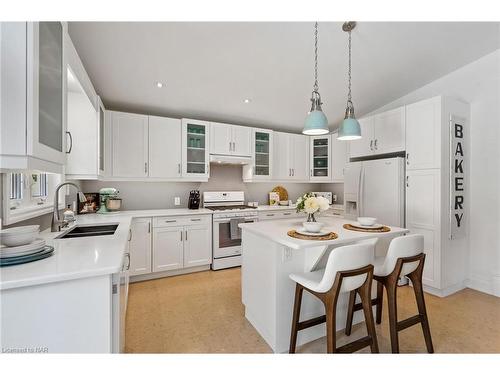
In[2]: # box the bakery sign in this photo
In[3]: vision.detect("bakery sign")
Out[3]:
[449,115,466,240]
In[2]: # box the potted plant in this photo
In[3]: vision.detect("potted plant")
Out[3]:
[295,193,330,223]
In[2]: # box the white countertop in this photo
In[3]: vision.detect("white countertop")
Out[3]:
[239,217,408,250]
[0,208,212,291]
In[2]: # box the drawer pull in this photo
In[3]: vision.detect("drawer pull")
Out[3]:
[164,220,177,223]
[266,214,275,217]
[190,218,202,221]
[283,213,292,216]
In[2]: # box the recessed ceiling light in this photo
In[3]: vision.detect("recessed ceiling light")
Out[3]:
[244,99,251,103]
[156,82,164,88]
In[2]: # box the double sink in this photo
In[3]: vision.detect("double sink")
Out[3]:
[56,224,118,239]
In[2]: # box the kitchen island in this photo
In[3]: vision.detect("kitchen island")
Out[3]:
[239,217,409,353]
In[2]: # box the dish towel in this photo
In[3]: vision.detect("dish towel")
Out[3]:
[230,218,245,240]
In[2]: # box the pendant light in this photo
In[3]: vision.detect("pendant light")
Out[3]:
[303,22,329,135]
[338,21,362,141]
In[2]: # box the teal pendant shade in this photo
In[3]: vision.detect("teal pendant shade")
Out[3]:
[303,110,329,135]
[337,117,362,140]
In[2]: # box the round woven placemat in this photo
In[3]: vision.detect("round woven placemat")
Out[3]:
[287,230,338,241]
[343,224,391,233]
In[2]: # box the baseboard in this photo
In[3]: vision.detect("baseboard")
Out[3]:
[130,265,211,283]
[423,281,466,297]
[465,274,498,296]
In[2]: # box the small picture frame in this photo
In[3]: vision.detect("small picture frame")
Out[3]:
[78,193,100,214]
[269,192,280,206]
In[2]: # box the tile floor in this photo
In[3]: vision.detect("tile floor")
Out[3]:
[125,268,500,353]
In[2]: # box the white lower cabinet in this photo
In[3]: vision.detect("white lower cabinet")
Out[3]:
[406,169,441,289]
[153,226,184,272]
[129,218,152,276]
[147,215,212,274]
[183,225,212,268]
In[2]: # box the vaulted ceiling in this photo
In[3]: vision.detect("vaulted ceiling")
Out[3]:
[69,22,500,132]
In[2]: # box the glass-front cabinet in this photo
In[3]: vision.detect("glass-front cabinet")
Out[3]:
[243,129,273,181]
[29,21,66,165]
[309,135,331,181]
[181,119,210,178]
[0,22,66,172]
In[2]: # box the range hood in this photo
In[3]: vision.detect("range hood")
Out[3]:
[209,154,252,165]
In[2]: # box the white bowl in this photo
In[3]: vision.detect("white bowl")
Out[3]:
[0,225,40,247]
[357,217,377,226]
[302,221,324,233]
[279,201,289,206]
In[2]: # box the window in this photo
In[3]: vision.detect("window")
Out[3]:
[2,171,62,225]
[9,173,24,200]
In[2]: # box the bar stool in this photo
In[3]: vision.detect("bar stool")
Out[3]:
[345,234,434,353]
[289,243,379,354]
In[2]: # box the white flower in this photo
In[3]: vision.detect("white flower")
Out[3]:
[304,197,319,214]
[317,196,330,212]
[296,197,303,205]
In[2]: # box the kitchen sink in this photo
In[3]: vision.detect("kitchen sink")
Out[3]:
[57,224,118,239]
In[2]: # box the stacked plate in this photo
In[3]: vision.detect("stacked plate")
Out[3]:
[0,225,54,267]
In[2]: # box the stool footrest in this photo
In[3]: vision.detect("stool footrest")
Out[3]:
[297,315,326,331]
[397,314,422,331]
[352,297,381,313]
[336,335,373,353]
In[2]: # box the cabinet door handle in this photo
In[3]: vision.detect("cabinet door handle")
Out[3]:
[283,212,292,216]
[406,153,410,165]
[178,163,181,174]
[406,176,409,187]
[266,213,275,217]
[292,169,294,177]
[125,253,131,270]
[165,220,177,223]
[369,140,373,151]
[148,222,151,233]
[128,229,132,241]
[144,162,148,173]
[190,218,201,221]
[180,231,183,241]
[374,139,378,150]
[65,131,73,154]
[185,230,188,241]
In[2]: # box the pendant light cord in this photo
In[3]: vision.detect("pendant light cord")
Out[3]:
[313,22,319,92]
[347,29,352,105]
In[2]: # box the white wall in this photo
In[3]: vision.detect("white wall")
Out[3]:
[81,164,322,210]
[369,49,500,296]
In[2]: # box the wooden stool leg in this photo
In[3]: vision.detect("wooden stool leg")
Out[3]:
[408,272,434,353]
[325,299,337,354]
[344,290,356,336]
[359,285,379,353]
[376,280,383,324]
[289,284,303,353]
[386,282,400,353]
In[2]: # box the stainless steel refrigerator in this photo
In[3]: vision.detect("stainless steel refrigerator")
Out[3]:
[343,157,405,227]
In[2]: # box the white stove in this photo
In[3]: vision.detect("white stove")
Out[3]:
[203,192,258,270]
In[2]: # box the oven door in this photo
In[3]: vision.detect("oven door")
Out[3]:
[213,217,257,258]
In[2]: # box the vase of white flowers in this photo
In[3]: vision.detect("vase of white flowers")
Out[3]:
[295,193,330,223]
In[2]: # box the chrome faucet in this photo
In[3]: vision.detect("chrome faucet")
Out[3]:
[51,182,87,232]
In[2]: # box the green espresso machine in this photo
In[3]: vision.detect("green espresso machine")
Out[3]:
[97,188,122,214]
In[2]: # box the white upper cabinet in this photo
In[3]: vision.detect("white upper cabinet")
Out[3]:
[210,122,232,155]
[331,132,349,182]
[210,122,252,157]
[112,111,149,178]
[349,106,406,159]
[243,129,273,181]
[349,116,375,158]
[1,22,66,172]
[273,132,291,180]
[149,116,182,178]
[272,132,309,181]
[291,134,309,181]
[232,125,252,156]
[373,106,406,154]
[309,135,331,182]
[182,119,210,179]
[405,97,441,170]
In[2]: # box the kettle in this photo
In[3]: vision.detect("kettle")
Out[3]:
[188,190,200,210]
